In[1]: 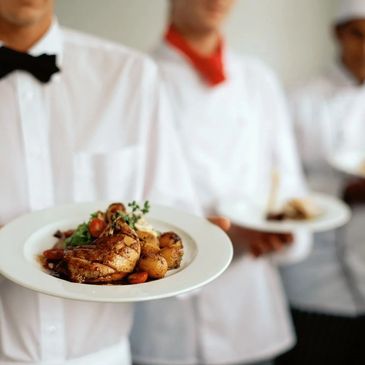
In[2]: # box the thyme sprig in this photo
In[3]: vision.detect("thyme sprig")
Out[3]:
[116,201,150,229]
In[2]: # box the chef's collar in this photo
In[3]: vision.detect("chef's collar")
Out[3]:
[0,18,63,68]
[165,24,227,87]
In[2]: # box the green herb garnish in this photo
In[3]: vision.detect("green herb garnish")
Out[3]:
[65,222,92,247]
[128,201,150,214]
[118,200,150,229]
[64,201,150,246]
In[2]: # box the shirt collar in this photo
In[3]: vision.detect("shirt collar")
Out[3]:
[29,18,63,68]
[0,18,63,67]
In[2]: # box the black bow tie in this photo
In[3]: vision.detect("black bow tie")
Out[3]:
[0,46,60,83]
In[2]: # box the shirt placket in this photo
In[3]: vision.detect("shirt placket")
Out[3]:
[16,73,54,211]
[16,73,66,361]
[38,295,66,361]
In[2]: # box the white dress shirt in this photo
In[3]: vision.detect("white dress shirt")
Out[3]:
[281,64,365,316]
[0,21,197,364]
[130,42,311,365]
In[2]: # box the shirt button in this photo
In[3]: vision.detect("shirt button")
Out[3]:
[52,74,61,83]
[29,150,42,159]
[22,90,34,101]
[47,325,57,334]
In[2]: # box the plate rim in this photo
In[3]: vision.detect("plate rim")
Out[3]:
[0,201,233,302]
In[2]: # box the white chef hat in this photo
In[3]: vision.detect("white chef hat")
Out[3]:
[335,0,365,25]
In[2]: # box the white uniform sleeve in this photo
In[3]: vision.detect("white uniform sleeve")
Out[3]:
[289,88,322,169]
[258,67,313,265]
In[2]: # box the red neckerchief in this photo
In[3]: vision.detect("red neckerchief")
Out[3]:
[165,24,226,87]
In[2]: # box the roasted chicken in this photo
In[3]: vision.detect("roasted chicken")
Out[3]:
[55,220,141,284]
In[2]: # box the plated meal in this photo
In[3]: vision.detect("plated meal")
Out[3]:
[219,193,351,233]
[0,201,232,302]
[266,197,323,221]
[264,170,323,223]
[40,201,184,285]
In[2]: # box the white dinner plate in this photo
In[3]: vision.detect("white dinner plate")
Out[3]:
[219,193,351,233]
[0,202,232,302]
[329,150,365,178]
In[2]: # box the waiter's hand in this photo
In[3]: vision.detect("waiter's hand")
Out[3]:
[342,178,365,206]
[228,224,293,257]
[207,216,231,232]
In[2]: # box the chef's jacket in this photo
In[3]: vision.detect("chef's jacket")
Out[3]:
[130,41,311,365]
[281,64,365,316]
[0,21,198,364]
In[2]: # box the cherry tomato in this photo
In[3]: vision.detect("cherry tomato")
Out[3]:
[88,218,106,238]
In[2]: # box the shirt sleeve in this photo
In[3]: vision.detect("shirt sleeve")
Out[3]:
[288,87,320,170]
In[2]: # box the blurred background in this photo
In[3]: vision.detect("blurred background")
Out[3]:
[56,0,337,88]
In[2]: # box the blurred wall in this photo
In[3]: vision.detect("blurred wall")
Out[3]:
[55,0,337,87]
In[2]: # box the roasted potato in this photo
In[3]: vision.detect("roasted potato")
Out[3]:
[160,246,183,269]
[159,231,183,249]
[138,253,168,279]
[137,230,160,255]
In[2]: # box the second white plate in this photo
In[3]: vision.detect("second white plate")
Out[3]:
[219,193,351,233]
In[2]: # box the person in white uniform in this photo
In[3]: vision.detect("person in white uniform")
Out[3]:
[0,0,209,363]
[276,0,365,364]
[130,1,311,364]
